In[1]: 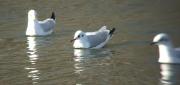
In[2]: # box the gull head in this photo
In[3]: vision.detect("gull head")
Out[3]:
[28,9,37,20]
[151,33,172,46]
[71,30,87,42]
[71,30,90,48]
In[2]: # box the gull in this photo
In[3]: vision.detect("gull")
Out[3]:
[26,9,56,36]
[71,26,115,49]
[151,33,180,64]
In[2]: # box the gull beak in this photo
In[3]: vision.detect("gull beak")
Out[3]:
[70,37,78,42]
[70,39,75,42]
[150,42,157,45]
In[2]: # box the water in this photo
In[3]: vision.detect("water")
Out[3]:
[0,0,180,85]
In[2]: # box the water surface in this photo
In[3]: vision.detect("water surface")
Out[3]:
[0,0,180,85]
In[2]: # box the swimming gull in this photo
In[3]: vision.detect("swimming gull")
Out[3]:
[151,33,180,64]
[71,26,115,49]
[26,9,56,36]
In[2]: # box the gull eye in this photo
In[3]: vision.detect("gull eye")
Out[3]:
[160,37,168,42]
[77,35,80,38]
[81,34,84,37]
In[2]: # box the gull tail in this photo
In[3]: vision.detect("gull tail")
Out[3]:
[109,28,115,36]
[51,12,55,20]
[99,26,107,31]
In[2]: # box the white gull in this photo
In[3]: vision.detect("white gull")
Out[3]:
[26,9,56,36]
[71,26,115,49]
[151,33,180,64]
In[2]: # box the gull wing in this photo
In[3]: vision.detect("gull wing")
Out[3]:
[39,19,55,32]
[86,30,109,48]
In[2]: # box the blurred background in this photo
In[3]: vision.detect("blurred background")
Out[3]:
[0,0,180,85]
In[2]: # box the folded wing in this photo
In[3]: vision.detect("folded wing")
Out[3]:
[86,30,109,48]
[175,48,180,56]
[39,19,55,32]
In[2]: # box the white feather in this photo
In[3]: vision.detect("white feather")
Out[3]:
[26,9,55,36]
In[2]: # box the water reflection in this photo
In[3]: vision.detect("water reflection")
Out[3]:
[73,49,89,74]
[25,37,40,84]
[74,49,112,57]
[73,49,112,85]
[159,64,180,85]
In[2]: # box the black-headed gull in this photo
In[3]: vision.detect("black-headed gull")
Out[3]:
[71,26,115,49]
[26,9,56,36]
[151,33,180,64]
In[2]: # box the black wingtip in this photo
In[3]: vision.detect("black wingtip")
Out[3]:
[109,28,115,36]
[51,12,55,20]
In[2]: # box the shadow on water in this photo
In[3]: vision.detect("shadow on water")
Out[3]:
[159,64,180,85]
[25,36,53,85]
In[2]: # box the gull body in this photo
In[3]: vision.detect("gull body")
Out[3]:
[26,9,55,36]
[72,26,115,49]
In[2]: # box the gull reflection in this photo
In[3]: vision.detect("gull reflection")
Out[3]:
[73,49,112,73]
[160,64,180,85]
[73,49,112,85]
[73,49,90,74]
[25,37,40,84]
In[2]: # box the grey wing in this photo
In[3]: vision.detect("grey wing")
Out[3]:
[39,19,55,32]
[86,31,109,48]
[175,48,180,56]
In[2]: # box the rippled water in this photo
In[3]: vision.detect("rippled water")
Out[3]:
[0,0,180,85]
